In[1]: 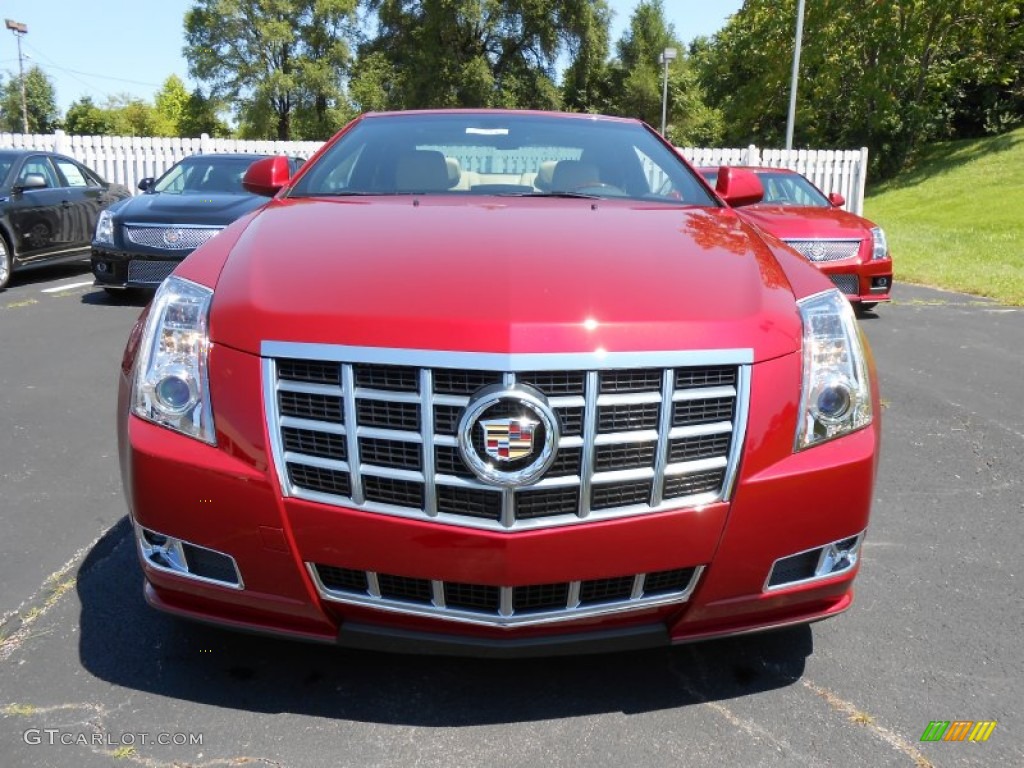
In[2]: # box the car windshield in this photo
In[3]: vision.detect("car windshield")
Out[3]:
[289,112,716,205]
[0,156,17,186]
[754,171,830,207]
[153,156,262,195]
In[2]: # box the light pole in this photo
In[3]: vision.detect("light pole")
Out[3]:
[5,19,28,133]
[659,47,677,137]
[784,0,805,150]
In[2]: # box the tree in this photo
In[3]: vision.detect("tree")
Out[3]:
[602,1,722,145]
[179,87,232,138]
[697,0,1024,176]
[361,0,611,110]
[101,94,161,137]
[154,75,191,136]
[63,96,115,135]
[0,65,60,133]
[184,0,358,140]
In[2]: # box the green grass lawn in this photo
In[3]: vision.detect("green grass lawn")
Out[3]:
[865,126,1024,305]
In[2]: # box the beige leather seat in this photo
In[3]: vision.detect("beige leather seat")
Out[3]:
[532,160,558,191]
[394,150,452,192]
[550,160,601,192]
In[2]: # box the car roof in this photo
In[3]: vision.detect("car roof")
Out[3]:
[360,108,644,126]
[697,165,799,175]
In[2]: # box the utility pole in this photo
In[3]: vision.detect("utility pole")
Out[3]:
[5,19,29,133]
[659,47,677,137]
[785,0,805,150]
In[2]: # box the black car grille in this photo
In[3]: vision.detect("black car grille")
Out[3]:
[311,563,702,626]
[267,346,749,532]
[124,225,221,251]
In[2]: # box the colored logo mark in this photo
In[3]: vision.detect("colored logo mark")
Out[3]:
[920,720,997,742]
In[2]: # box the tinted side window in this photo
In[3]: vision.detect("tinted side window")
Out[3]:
[55,159,96,188]
[18,156,61,188]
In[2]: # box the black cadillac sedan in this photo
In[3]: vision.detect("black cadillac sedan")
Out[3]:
[91,153,303,293]
[0,150,131,290]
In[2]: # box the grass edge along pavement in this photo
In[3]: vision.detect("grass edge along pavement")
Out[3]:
[865,126,1024,307]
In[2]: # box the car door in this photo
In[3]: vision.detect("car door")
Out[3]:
[6,155,69,264]
[52,156,109,251]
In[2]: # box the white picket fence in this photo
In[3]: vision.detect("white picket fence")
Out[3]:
[0,130,868,213]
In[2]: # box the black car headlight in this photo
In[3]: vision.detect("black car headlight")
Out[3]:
[795,289,872,450]
[132,276,216,444]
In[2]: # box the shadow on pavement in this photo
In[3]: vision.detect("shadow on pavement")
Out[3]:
[80,287,151,308]
[78,518,811,725]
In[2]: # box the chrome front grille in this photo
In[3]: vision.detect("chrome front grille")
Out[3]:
[125,225,221,251]
[309,562,704,627]
[263,344,751,532]
[784,239,862,263]
[126,259,177,285]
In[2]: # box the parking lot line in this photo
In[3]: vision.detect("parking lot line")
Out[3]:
[41,281,94,294]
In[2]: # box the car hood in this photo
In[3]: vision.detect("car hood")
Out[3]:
[207,198,806,362]
[736,205,875,240]
[113,191,266,225]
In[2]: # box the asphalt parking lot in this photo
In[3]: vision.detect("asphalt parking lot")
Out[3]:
[1,267,1021,767]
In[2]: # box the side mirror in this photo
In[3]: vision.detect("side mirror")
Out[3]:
[715,166,763,207]
[15,173,48,192]
[828,192,846,208]
[243,156,292,197]
[138,177,155,192]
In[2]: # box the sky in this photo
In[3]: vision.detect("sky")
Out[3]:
[0,0,744,116]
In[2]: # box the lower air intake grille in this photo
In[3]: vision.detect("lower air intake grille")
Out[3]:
[126,259,177,285]
[829,274,860,295]
[267,345,750,532]
[311,563,703,627]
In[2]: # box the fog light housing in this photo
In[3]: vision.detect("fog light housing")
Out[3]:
[765,533,864,590]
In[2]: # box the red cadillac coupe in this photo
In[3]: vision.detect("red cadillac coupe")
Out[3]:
[699,166,893,312]
[118,111,880,656]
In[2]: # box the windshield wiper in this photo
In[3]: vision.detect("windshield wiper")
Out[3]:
[289,190,408,198]
[498,191,602,200]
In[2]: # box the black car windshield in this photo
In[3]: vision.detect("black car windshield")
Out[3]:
[153,156,263,195]
[289,112,716,205]
[754,171,831,207]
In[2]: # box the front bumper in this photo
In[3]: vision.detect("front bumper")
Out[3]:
[819,258,893,305]
[119,344,879,656]
[92,246,185,289]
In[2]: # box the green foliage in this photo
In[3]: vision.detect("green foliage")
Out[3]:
[154,76,191,136]
[178,88,232,138]
[102,94,161,137]
[361,0,610,110]
[597,1,723,145]
[185,0,358,140]
[698,0,1024,177]
[866,127,1024,305]
[0,66,60,133]
[63,96,115,136]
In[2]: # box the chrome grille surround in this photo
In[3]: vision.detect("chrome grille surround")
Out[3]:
[783,238,862,263]
[308,562,704,627]
[829,274,861,296]
[125,224,222,251]
[263,343,752,533]
[126,259,177,285]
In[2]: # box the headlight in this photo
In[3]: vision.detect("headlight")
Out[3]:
[94,210,114,245]
[132,276,215,444]
[795,289,872,451]
[870,226,888,260]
